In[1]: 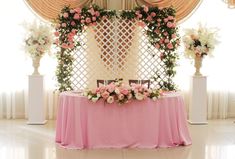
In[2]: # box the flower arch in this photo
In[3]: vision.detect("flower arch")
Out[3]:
[54,4,180,92]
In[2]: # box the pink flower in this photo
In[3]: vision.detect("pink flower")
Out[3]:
[92,22,97,26]
[54,31,59,37]
[81,19,85,23]
[171,34,176,39]
[74,8,81,14]
[85,17,91,23]
[160,52,164,60]
[62,23,66,27]
[107,96,114,104]
[135,11,140,15]
[63,12,69,18]
[95,11,100,17]
[120,88,129,95]
[69,43,74,49]
[101,91,110,99]
[92,16,96,21]
[55,39,59,45]
[71,21,76,26]
[155,43,160,49]
[164,39,169,43]
[167,22,173,28]
[150,12,156,17]
[71,29,77,34]
[56,24,61,29]
[154,29,160,34]
[127,93,132,99]
[137,14,143,19]
[164,18,168,22]
[146,16,152,22]
[73,14,80,20]
[143,6,149,12]
[61,43,68,49]
[163,32,168,36]
[89,8,95,15]
[107,84,115,93]
[157,18,161,22]
[137,21,146,27]
[167,43,173,49]
[168,16,174,20]
[118,94,124,100]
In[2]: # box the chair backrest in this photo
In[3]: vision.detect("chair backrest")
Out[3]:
[97,80,115,87]
[129,79,150,88]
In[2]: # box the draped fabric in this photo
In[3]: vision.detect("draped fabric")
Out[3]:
[25,0,93,21]
[223,0,235,8]
[25,0,201,22]
[135,0,202,22]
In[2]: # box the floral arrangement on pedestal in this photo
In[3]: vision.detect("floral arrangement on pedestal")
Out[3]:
[84,80,160,105]
[183,24,218,76]
[54,4,180,92]
[24,21,54,75]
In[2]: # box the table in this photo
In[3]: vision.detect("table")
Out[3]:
[55,91,192,149]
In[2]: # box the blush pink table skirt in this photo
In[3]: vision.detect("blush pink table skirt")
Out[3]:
[55,92,192,149]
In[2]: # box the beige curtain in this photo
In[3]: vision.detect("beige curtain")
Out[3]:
[135,0,201,22]
[25,0,93,21]
[223,0,235,8]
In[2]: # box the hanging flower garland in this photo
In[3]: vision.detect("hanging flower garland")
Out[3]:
[55,5,180,92]
[120,6,180,90]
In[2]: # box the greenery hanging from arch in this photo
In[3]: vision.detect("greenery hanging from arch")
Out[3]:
[54,4,180,92]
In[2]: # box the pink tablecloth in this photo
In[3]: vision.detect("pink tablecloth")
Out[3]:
[55,92,192,149]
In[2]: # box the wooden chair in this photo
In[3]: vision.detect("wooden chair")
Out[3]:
[97,79,115,87]
[129,79,150,88]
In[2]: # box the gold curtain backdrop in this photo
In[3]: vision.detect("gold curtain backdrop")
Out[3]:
[25,0,201,22]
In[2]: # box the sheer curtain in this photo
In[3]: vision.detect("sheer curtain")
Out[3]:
[0,0,58,119]
[176,0,235,119]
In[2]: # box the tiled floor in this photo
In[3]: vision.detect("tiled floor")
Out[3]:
[0,119,235,159]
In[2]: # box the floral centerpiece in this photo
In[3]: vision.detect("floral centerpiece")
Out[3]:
[24,21,54,75]
[84,80,160,105]
[183,24,218,75]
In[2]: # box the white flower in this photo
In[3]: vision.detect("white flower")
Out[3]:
[88,95,92,99]
[152,97,157,101]
[91,97,99,103]
[135,93,144,100]
[107,96,114,104]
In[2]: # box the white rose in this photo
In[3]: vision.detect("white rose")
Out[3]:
[152,97,157,101]
[107,96,114,104]
[91,97,99,103]
[88,95,92,99]
[135,93,144,100]
[115,88,120,94]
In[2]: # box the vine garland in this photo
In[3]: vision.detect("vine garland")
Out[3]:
[54,5,180,92]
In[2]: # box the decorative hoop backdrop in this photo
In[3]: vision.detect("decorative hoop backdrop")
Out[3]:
[54,5,180,92]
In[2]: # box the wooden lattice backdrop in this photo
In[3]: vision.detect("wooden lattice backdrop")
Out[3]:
[70,18,167,90]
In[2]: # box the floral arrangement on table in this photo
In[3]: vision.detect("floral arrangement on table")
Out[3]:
[55,4,180,92]
[183,24,219,59]
[84,81,160,104]
[24,21,54,58]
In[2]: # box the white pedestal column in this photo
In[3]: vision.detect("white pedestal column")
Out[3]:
[27,75,47,124]
[188,76,207,124]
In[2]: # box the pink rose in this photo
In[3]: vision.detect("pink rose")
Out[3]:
[62,23,66,27]
[102,91,110,99]
[54,31,59,37]
[164,18,168,22]
[69,43,74,49]
[171,34,176,39]
[61,43,68,49]
[71,29,77,34]
[63,12,69,18]
[92,16,96,21]
[137,14,143,19]
[73,14,80,20]
[155,43,160,49]
[85,17,91,23]
[120,88,129,95]
[89,8,95,15]
[137,21,146,27]
[95,11,100,17]
[71,21,76,26]
[92,22,97,26]
[146,16,152,22]
[150,12,156,17]
[74,8,81,14]
[167,22,173,28]
[164,39,169,43]
[163,32,168,36]
[167,43,173,49]
[157,18,161,22]
[168,16,174,20]
[107,96,114,104]
[143,6,149,12]
[81,19,85,23]
[154,29,160,34]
